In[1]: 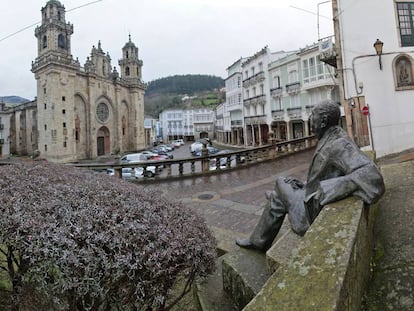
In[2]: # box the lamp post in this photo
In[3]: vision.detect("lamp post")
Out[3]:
[373,39,384,70]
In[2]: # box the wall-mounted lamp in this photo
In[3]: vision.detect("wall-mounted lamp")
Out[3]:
[373,39,384,70]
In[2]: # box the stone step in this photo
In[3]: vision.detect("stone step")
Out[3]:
[222,249,271,310]
[195,257,237,311]
[266,228,303,274]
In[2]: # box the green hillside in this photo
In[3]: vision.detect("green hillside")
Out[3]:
[144,74,225,117]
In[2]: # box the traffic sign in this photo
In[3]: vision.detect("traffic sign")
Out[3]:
[362,106,369,116]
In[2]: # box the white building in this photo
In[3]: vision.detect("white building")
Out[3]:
[242,47,289,146]
[222,58,245,145]
[269,43,339,142]
[159,109,183,142]
[333,0,414,156]
[159,108,214,142]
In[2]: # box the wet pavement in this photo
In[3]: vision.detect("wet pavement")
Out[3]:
[146,143,414,310]
[145,147,313,236]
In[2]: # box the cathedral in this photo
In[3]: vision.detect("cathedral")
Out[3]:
[29,0,146,163]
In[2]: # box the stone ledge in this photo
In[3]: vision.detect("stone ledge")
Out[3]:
[244,197,377,311]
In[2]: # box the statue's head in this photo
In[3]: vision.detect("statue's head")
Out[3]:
[310,100,341,139]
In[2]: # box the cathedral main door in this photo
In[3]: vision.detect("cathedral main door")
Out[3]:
[97,127,110,156]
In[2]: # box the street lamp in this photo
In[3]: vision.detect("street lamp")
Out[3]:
[373,39,384,70]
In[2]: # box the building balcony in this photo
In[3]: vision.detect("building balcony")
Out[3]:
[286,82,300,94]
[242,71,265,87]
[244,94,266,107]
[287,107,302,119]
[244,115,267,125]
[231,120,243,127]
[270,87,283,98]
[272,109,285,120]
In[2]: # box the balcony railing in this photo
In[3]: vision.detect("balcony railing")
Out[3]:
[242,71,265,87]
[286,82,300,94]
[244,115,267,125]
[287,107,302,119]
[270,87,283,97]
[272,109,285,120]
[243,94,266,106]
[72,136,317,181]
[231,120,243,127]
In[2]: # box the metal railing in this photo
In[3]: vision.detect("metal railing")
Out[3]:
[73,136,317,181]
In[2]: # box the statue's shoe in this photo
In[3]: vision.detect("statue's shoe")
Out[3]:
[235,238,265,251]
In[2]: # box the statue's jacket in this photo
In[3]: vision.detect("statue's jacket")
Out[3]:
[304,126,385,223]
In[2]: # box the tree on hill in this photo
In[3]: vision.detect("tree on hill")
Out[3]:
[145,74,224,97]
[144,74,225,118]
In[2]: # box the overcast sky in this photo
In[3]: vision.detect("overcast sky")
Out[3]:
[0,0,333,100]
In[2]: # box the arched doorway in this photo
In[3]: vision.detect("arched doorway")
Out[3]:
[97,126,110,156]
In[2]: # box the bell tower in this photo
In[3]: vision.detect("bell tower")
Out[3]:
[118,35,144,85]
[31,1,80,163]
[33,0,74,69]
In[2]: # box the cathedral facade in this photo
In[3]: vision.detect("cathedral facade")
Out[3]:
[31,0,146,163]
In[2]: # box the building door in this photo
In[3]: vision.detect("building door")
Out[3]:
[97,137,105,156]
[97,126,110,156]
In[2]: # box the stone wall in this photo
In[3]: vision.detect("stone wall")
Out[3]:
[244,197,377,311]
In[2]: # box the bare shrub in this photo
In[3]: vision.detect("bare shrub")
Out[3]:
[0,162,216,310]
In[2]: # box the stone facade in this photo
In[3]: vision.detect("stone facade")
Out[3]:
[30,0,145,163]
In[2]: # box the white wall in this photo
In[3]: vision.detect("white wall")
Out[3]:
[339,0,414,156]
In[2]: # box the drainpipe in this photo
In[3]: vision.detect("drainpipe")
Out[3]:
[332,0,352,138]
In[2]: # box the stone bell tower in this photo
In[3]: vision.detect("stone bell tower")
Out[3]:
[33,0,74,66]
[32,0,80,163]
[118,35,144,84]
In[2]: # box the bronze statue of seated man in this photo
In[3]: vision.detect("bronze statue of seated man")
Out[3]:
[236,100,385,252]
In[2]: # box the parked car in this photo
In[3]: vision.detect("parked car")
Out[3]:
[119,153,148,164]
[171,141,182,149]
[107,166,157,178]
[155,150,174,159]
[173,139,184,146]
[193,146,220,157]
[141,150,158,159]
[209,157,236,171]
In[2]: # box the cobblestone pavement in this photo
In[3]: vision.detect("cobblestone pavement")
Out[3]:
[145,148,313,235]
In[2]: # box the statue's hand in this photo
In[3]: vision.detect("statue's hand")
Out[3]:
[284,176,304,189]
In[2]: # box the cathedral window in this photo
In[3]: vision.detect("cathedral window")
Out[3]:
[122,116,127,136]
[44,124,47,131]
[63,122,66,128]
[42,35,47,49]
[126,66,130,76]
[63,141,67,148]
[58,34,66,49]
[44,88,47,94]
[45,145,47,151]
[96,103,109,123]
[126,51,129,59]
[75,115,80,142]
[62,96,66,101]
[44,103,47,109]
[58,11,61,21]
[62,109,66,114]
